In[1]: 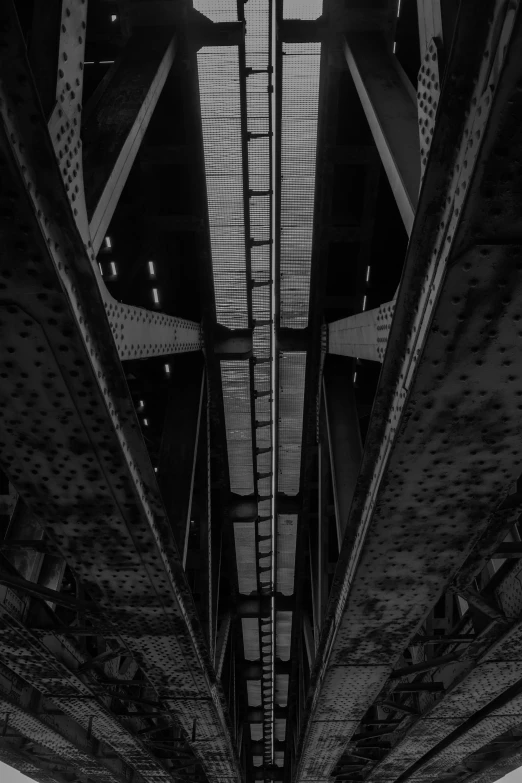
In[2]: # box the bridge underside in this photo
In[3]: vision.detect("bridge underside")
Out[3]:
[1,3,522,783]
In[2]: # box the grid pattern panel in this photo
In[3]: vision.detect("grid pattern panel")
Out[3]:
[277,514,298,595]
[280,43,321,327]
[283,0,323,19]
[278,352,307,495]
[197,47,248,328]
[234,522,258,595]
[221,361,254,494]
[276,611,293,661]
[194,0,237,23]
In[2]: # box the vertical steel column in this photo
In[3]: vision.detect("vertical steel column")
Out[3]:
[343,34,420,235]
[323,358,363,547]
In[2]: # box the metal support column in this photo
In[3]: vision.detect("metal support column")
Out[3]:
[343,34,420,235]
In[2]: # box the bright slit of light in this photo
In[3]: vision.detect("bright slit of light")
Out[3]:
[143,418,149,427]
[164,363,170,375]
[152,288,159,304]
[366,265,371,282]
[139,400,144,409]
[393,41,397,53]
[397,0,402,16]
[353,372,357,384]
[98,263,103,276]
[363,295,367,310]
[148,260,156,277]
[84,61,94,65]
[100,60,115,65]
[110,261,117,277]
[111,14,117,21]
[104,236,112,249]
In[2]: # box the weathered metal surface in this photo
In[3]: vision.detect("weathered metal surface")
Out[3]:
[47,0,89,244]
[327,300,394,362]
[0,4,240,782]
[363,561,522,783]
[295,1,522,781]
[0,587,174,783]
[418,39,442,184]
[46,2,200,361]
[0,689,120,783]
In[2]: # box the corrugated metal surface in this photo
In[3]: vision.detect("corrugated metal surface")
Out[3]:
[276,674,289,707]
[278,352,307,495]
[242,618,261,660]
[277,514,298,595]
[221,361,254,494]
[280,42,321,328]
[276,611,293,661]
[248,680,262,706]
[275,719,287,742]
[194,0,237,23]
[234,522,258,594]
[197,46,248,328]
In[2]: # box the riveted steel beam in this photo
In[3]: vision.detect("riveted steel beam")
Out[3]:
[40,4,200,362]
[327,300,395,362]
[295,2,522,781]
[0,744,62,783]
[0,4,241,781]
[0,692,124,783]
[0,586,179,783]
[343,34,420,236]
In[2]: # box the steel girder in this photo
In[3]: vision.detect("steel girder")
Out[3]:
[0,586,178,783]
[0,744,61,783]
[294,1,522,781]
[0,3,240,782]
[44,0,201,362]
